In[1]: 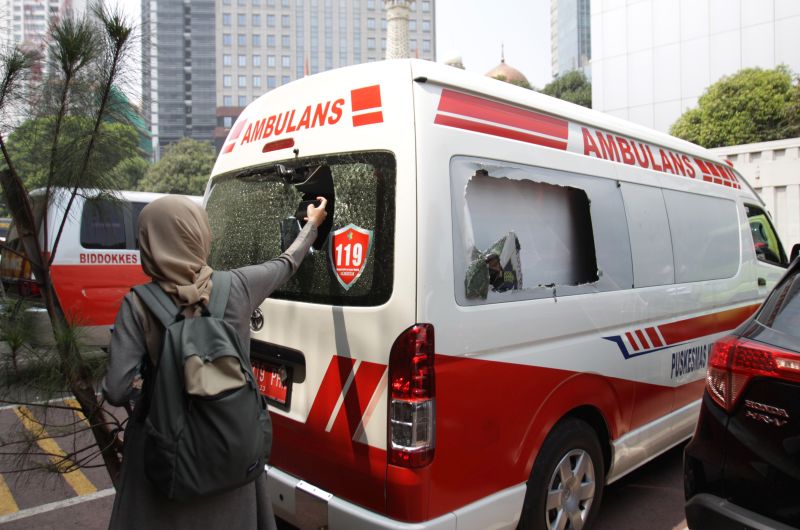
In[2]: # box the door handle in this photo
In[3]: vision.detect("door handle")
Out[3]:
[758,277,767,287]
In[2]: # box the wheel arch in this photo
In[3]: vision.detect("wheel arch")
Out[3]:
[520,372,626,480]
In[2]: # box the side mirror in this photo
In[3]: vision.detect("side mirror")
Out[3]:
[790,243,800,263]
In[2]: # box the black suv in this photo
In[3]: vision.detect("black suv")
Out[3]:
[684,257,800,530]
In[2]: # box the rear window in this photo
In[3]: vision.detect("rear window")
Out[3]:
[206,151,396,306]
[758,269,800,339]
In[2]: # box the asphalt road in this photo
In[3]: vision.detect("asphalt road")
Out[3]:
[0,396,688,530]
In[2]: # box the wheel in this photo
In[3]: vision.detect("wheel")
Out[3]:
[519,418,605,530]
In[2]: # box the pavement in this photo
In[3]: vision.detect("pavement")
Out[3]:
[0,399,116,530]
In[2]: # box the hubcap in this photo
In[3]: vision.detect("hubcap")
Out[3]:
[544,449,596,530]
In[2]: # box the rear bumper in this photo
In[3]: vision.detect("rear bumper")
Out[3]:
[266,465,525,530]
[685,493,796,530]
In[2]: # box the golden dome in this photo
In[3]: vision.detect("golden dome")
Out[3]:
[486,59,530,85]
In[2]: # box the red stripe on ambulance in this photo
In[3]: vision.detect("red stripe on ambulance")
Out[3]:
[350,85,384,127]
[305,356,358,432]
[328,361,386,440]
[658,304,759,345]
[435,114,568,150]
[437,89,569,139]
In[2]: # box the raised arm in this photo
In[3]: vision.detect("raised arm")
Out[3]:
[234,197,328,313]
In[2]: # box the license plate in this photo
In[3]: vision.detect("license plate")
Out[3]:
[251,360,292,409]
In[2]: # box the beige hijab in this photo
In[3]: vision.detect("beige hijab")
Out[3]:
[138,195,213,307]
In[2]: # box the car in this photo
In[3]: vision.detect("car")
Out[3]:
[684,255,800,530]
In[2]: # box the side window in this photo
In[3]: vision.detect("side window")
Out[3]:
[451,157,632,305]
[80,199,127,250]
[663,190,739,282]
[620,183,674,287]
[745,204,787,267]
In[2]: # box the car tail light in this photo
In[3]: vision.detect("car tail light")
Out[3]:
[388,324,435,468]
[707,335,800,411]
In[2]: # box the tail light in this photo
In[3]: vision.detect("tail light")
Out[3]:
[707,335,800,411]
[388,324,435,468]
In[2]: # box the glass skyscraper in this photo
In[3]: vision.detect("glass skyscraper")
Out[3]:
[550,0,591,79]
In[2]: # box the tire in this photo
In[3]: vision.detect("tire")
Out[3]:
[519,418,606,530]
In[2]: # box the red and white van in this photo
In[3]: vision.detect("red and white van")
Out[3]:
[205,59,788,530]
[1,189,201,346]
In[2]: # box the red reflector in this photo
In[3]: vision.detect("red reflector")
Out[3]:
[706,335,800,411]
[262,138,295,153]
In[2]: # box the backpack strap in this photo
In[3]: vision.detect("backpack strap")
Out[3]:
[207,271,232,319]
[132,282,181,328]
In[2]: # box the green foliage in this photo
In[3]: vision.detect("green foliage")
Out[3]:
[5,116,142,190]
[670,66,800,148]
[138,138,215,196]
[540,70,592,108]
[108,155,149,190]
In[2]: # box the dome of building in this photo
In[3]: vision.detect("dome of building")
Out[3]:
[485,47,530,86]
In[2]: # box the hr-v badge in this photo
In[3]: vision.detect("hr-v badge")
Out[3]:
[329,224,372,290]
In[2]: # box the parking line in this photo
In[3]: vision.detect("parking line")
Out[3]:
[14,406,98,497]
[0,474,19,515]
[0,487,114,524]
[62,398,89,428]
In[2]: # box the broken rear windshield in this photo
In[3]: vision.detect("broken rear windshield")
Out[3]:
[206,151,395,306]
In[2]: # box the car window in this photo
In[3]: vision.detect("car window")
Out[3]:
[745,204,787,267]
[758,269,800,339]
[80,199,127,250]
[207,151,396,307]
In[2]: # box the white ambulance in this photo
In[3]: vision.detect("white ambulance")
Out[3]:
[205,59,788,530]
[1,189,201,346]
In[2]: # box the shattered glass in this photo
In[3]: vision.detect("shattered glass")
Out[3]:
[206,151,396,306]
[465,232,522,300]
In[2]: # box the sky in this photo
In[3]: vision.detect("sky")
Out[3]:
[434,0,553,88]
[110,0,554,95]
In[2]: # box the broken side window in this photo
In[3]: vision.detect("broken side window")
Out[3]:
[450,157,632,305]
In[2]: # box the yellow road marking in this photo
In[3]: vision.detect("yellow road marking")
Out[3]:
[62,399,89,428]
[14,407,97,497]
[0,474,19,515]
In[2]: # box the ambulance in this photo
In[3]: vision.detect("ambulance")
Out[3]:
[205,59,788,530]
[0,189,201,347]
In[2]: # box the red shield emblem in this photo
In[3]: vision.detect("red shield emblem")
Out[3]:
[329,224,372,290]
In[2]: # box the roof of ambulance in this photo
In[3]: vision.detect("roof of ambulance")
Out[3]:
[219,59,746,186]
[406,59,722,162]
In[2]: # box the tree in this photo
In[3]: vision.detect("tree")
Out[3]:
[670,66,800,148]
[540,70,592,108]
[492,74,532,90]
[138,137,215,196]
[5,116,142,190]
[0,4,134,483]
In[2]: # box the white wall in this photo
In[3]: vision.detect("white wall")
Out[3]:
[592,0,800,133]
[712,138,800,253]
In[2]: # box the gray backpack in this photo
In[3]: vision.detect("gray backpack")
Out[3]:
[132,271,270,501]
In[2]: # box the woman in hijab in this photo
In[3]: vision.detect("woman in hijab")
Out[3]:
[103,194,327,530]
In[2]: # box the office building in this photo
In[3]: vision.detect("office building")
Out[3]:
[143,0,436,158]
[142,0,216,160]
[550,0,591,79]
[591,0,800,132]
